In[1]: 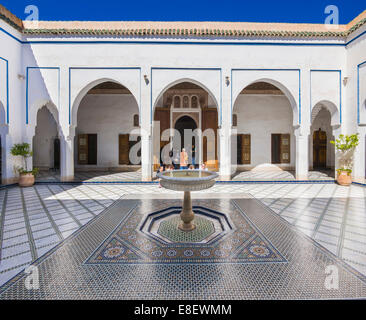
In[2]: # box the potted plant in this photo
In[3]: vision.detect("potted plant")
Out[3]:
[10,143,39,187]
[330,134,359,186]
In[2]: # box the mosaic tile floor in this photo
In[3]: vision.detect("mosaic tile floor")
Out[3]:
[232,169,334,181]
[1,195,365,299]
[36,169,143,183]
[0,182,365,298]
[33,169,337,183]
[85,200,285,265]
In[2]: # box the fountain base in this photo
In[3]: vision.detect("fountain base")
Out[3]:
[178,222,196,232]
[178,191,196,232]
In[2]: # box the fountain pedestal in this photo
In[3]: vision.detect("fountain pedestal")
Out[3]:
[179,191,196,231]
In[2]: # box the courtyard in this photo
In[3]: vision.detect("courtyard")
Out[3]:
[0,0,366,304]
[0,181,366,299]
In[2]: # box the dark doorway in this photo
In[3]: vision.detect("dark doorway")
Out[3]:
[174,116,197,165]
[53,138,60,170]
[313,129,327,168]
[271,134,281,164]
[88,134,98,165]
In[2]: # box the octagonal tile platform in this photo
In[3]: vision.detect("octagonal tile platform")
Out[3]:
[139,206,233,244]
[83,200,285,264]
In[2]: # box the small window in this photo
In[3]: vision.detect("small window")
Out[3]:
[174,96,181,108]
[183,96,189,108]
[191,96,198,108]
[133,114,139,127]
[232,114,237,127]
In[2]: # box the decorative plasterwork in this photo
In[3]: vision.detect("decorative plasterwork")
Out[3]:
[1,4,365,40]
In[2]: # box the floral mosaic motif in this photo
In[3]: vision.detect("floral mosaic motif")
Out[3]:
[94,238,141,262]
[85,200,286,265]
[235,236,281,261]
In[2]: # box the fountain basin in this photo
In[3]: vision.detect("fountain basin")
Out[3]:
[157,170,218,192]
[157,170,218,231]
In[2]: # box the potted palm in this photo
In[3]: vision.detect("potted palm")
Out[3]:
[330,134,359,186]
[10,143,39,187]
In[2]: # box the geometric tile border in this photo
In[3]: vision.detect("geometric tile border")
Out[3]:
[85,201,286,265]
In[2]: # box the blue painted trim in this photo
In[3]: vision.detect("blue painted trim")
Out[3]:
[231,68,301,124]
[22,40,349,46]
[0,27,22,43]
[68,67,142,125]
[309,70,342,124]
[25,67,60,124]
[346,29,366,47]
[150,67,223,126]
[357,61,366,124]
[0,56,9,124]
[1,25,365,47]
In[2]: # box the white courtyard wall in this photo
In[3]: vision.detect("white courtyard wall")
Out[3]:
[33,107,58,169]
[75,94,139,169]
[233,95,295,169]
[0,21,24,183]
[346,24,366,180]
[1,16,365,181]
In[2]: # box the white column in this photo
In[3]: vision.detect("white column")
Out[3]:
[295,126,310,180]
[60,136,74,182]
[60,128,75,182]
[219,127,231,180]
[1,132,18,185]
[58,67,74,182]
[141,131,152,181]
[140,67,152,181]
[353,126,366,182]
[218,69,232,180]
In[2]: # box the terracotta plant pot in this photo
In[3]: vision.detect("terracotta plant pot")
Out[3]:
[337,171,352,186]
[18,173,35,187]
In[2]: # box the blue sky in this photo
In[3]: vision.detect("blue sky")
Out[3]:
[1,0,365,23]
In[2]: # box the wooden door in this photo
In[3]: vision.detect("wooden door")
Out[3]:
[280,134,290,164]
[313,130,327,168]
[78,134,88,165]
[119,134,130,165]
[129,135,141,165]
[154,108,170,170]
[237,134,251,164]
[242,134,251,164]
[202,108,218,166]
[272,134,290,164]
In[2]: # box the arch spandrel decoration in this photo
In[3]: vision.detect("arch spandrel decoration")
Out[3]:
[151,68,222,125]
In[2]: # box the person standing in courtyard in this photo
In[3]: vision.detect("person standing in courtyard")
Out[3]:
[180,148,188,169]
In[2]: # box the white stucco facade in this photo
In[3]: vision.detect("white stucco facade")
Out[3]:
[0,7,365,183]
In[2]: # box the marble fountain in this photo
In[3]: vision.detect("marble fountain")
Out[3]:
[157,170,218,231]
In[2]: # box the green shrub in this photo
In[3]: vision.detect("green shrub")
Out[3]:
[10,143,39,176]
[330,134,359,174]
